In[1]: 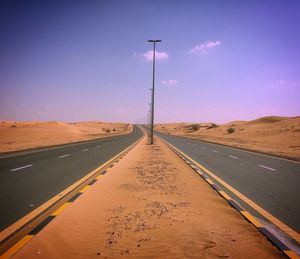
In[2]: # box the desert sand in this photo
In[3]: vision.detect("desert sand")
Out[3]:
[13,136,284,258]
[0,121,133,153]
[155,116,300,161]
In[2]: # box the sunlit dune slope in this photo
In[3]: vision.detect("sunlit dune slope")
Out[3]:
[155,116,300,161]
[0,121,133,153]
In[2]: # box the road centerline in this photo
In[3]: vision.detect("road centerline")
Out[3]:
[82,149,88,152]
[259,165,277,171]
[59,154,70,159]
[10,164,33,172]
[229,155,239,159]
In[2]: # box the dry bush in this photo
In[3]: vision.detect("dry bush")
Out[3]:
[227,127,235,134]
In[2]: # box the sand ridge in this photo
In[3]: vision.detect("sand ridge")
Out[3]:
[155,116,300,161]
[12,136,284,258]
[0,121,133,153]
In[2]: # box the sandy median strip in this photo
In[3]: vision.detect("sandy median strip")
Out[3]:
[13,137,284,258]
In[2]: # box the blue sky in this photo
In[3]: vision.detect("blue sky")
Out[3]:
[1,0,299,123]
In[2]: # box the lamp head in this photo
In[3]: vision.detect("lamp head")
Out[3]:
[148,40,162,42]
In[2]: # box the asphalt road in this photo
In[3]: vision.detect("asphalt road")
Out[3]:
[0,126,143,231]
[155,131,300,234]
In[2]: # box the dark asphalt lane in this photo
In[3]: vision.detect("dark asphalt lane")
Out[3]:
[155,131,300,233]
[0,126,143,231]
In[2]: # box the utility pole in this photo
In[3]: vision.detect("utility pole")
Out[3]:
[148,39,161,144]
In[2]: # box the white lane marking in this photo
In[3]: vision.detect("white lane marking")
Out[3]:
[201,146,206,149]
[11,164,33,172]
[259,165,276,171]
[96,145,101,148]
[229,155,239,159]
[82,149,88,152]
[193,144,197,146]
[190,138,300,165]
[111,141,114,143]
[212,150,218,153]
[59,154,70,158]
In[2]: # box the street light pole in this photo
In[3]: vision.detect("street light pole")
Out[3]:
[148,39,161,144]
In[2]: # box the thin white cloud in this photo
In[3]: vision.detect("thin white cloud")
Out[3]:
[278,80,287,85]
[268,79,300,89]
[269,79,292,89]
[190,40,221,54]
[142,50,169,61]
[162,79,179,86]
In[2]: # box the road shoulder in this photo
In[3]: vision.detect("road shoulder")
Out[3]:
[12,137,285,258]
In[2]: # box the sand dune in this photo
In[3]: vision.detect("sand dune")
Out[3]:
[155,116,300,161]
[0,121,133,153]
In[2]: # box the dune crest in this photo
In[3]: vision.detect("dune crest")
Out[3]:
[155,116,300,161]
[0,121,132,153]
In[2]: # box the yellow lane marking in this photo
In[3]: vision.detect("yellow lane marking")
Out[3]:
[163,139,300,243]
[96,175,102,180]
[51,202,71,216]
[1,235,33,259]
[218,191,231,201]
[283,250,299,259]
[206,178,214,185]
[79,185,91,193]
[0,129,145,244]
[241,211,262,228]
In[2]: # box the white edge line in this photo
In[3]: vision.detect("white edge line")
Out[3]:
[11,164,33,172]
[156,131,300,164]
[188,137,300,164]
[229,155,239,159]
[259,165,276,171]
[59,154,70,158]
[82,149,89,151]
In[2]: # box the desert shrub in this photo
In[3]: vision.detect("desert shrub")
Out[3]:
[11,125,17,128]
[104,128,111,133]
[191,124,200,131]
[227,127,235,134]
[112,128,116,132]
[207,123,218,129]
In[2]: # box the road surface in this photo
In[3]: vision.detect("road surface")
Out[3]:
[0,126,143,231]
[155,131,300,234]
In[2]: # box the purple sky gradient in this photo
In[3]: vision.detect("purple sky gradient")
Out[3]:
[0,0,299,123]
